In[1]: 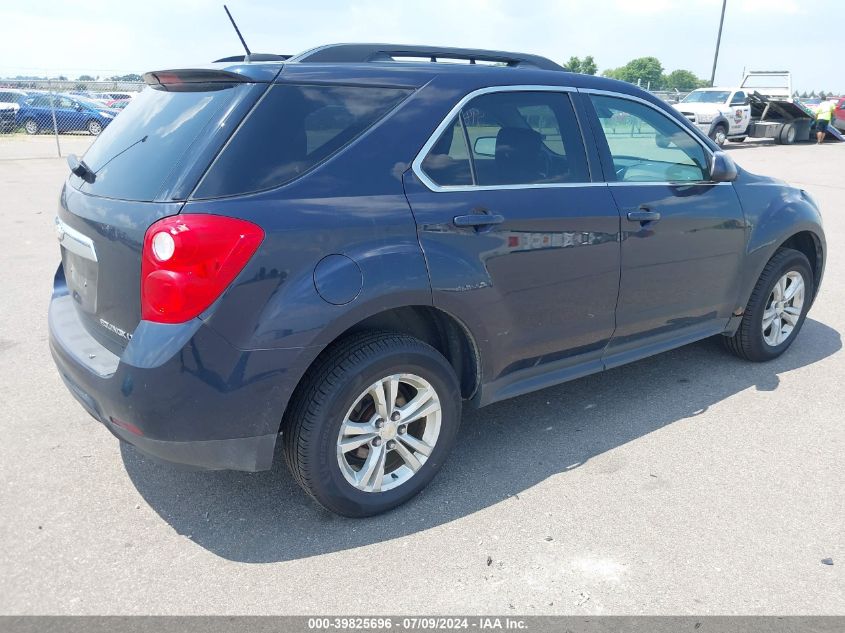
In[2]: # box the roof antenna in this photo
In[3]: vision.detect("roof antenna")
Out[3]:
[223,5,252,62]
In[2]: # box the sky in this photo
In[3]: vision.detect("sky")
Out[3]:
[0,0,838,93]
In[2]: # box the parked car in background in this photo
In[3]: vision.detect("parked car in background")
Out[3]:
[79,91,137,103]
[831,97,845,131]
[106,98,130,110]
[103,91,136,101]
[0,88,29,109]
[0,106,15,133]
[16,94,118,135]
[0,89,29,132]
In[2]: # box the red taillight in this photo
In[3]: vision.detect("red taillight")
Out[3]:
[141,214,264,323]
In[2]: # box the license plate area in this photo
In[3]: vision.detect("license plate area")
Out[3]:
[62,248,98,313]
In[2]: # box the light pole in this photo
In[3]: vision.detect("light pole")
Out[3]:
[710,0,727,86]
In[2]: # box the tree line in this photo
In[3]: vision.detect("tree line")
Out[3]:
[562,56,840,96]
[563,55,707,91]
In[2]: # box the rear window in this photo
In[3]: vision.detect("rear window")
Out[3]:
[75,83,257,201]
[193,84,412,198]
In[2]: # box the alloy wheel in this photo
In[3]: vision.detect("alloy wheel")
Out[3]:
[336,373,442,493]
[762,271,805,346]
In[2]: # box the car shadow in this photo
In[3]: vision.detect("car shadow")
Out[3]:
[121,318,841,563]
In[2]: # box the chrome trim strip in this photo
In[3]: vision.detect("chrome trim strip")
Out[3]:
[55,217,97,262]
[410,85,590,193]
[606,181,732,187]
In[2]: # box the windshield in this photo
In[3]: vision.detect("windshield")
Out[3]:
[74,83,259,201]
[682,91,731,104]
[74,97,107,109]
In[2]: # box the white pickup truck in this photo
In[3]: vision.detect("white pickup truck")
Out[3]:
[673,87,751,145]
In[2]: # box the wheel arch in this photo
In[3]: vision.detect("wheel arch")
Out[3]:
[735,225,825,326]
[731,176,826,320]
[278,305,482,435]
[779,230,824,298]
[708,115,730,137]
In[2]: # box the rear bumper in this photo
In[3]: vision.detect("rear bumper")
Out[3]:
[48,291,310,472]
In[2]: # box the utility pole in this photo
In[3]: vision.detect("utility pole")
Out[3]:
[710,0,727,86]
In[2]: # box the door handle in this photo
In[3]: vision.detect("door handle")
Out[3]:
[626,209,661,223]
[453,213,505,228]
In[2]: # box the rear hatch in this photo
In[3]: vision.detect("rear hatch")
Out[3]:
[57,68,273,353]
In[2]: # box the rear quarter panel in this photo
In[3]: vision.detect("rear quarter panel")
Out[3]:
[184,83,452,354]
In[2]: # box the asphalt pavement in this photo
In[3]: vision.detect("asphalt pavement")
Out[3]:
[0,138,842,614]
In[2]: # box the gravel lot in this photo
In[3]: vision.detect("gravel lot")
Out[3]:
[0,138,842,615]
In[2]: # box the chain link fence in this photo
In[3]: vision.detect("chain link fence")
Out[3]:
[0,75,144,160]
[0,71,690,162]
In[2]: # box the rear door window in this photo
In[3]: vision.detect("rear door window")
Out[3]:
[419,90,589,188]
[194,84,412,198]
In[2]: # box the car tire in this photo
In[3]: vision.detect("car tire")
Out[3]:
[710,123,728,146]
[722,248,814,362]
[87,120,103,136]
[283,331,462,517]
[778,123,797,145]
[23,119,39,135]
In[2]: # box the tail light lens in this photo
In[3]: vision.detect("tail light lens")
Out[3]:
[141,214,264,323]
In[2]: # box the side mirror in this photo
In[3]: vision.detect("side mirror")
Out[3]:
[473,136,496,157]
[710,151,738,183]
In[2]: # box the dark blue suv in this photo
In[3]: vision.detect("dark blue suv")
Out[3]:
[49,45,826,516]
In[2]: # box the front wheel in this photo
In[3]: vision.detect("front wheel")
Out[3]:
[722,248,814,362]
[710,124,728,146]
[23,119,39,134]
[283,331,461,517]
[87,119,102,136]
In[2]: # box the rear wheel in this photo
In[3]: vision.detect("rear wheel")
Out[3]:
[283,331,461,517]
[778,122,797,145]
[23,119,39,134]
[722,248,813,362]
[87,119,102,136]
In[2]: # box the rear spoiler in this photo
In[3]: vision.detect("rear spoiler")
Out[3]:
[143,69,254,86]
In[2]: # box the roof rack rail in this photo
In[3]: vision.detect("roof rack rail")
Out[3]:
[288,44,564,71]
[213,54,292,63]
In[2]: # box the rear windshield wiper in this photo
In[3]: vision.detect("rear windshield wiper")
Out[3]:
[72,135,149,184]
[67,154,95,183]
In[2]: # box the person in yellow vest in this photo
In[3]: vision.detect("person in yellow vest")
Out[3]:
[816,100,836,144]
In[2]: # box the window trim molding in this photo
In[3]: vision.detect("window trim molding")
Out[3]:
[412,85,722,192]
[410,84,604,192]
